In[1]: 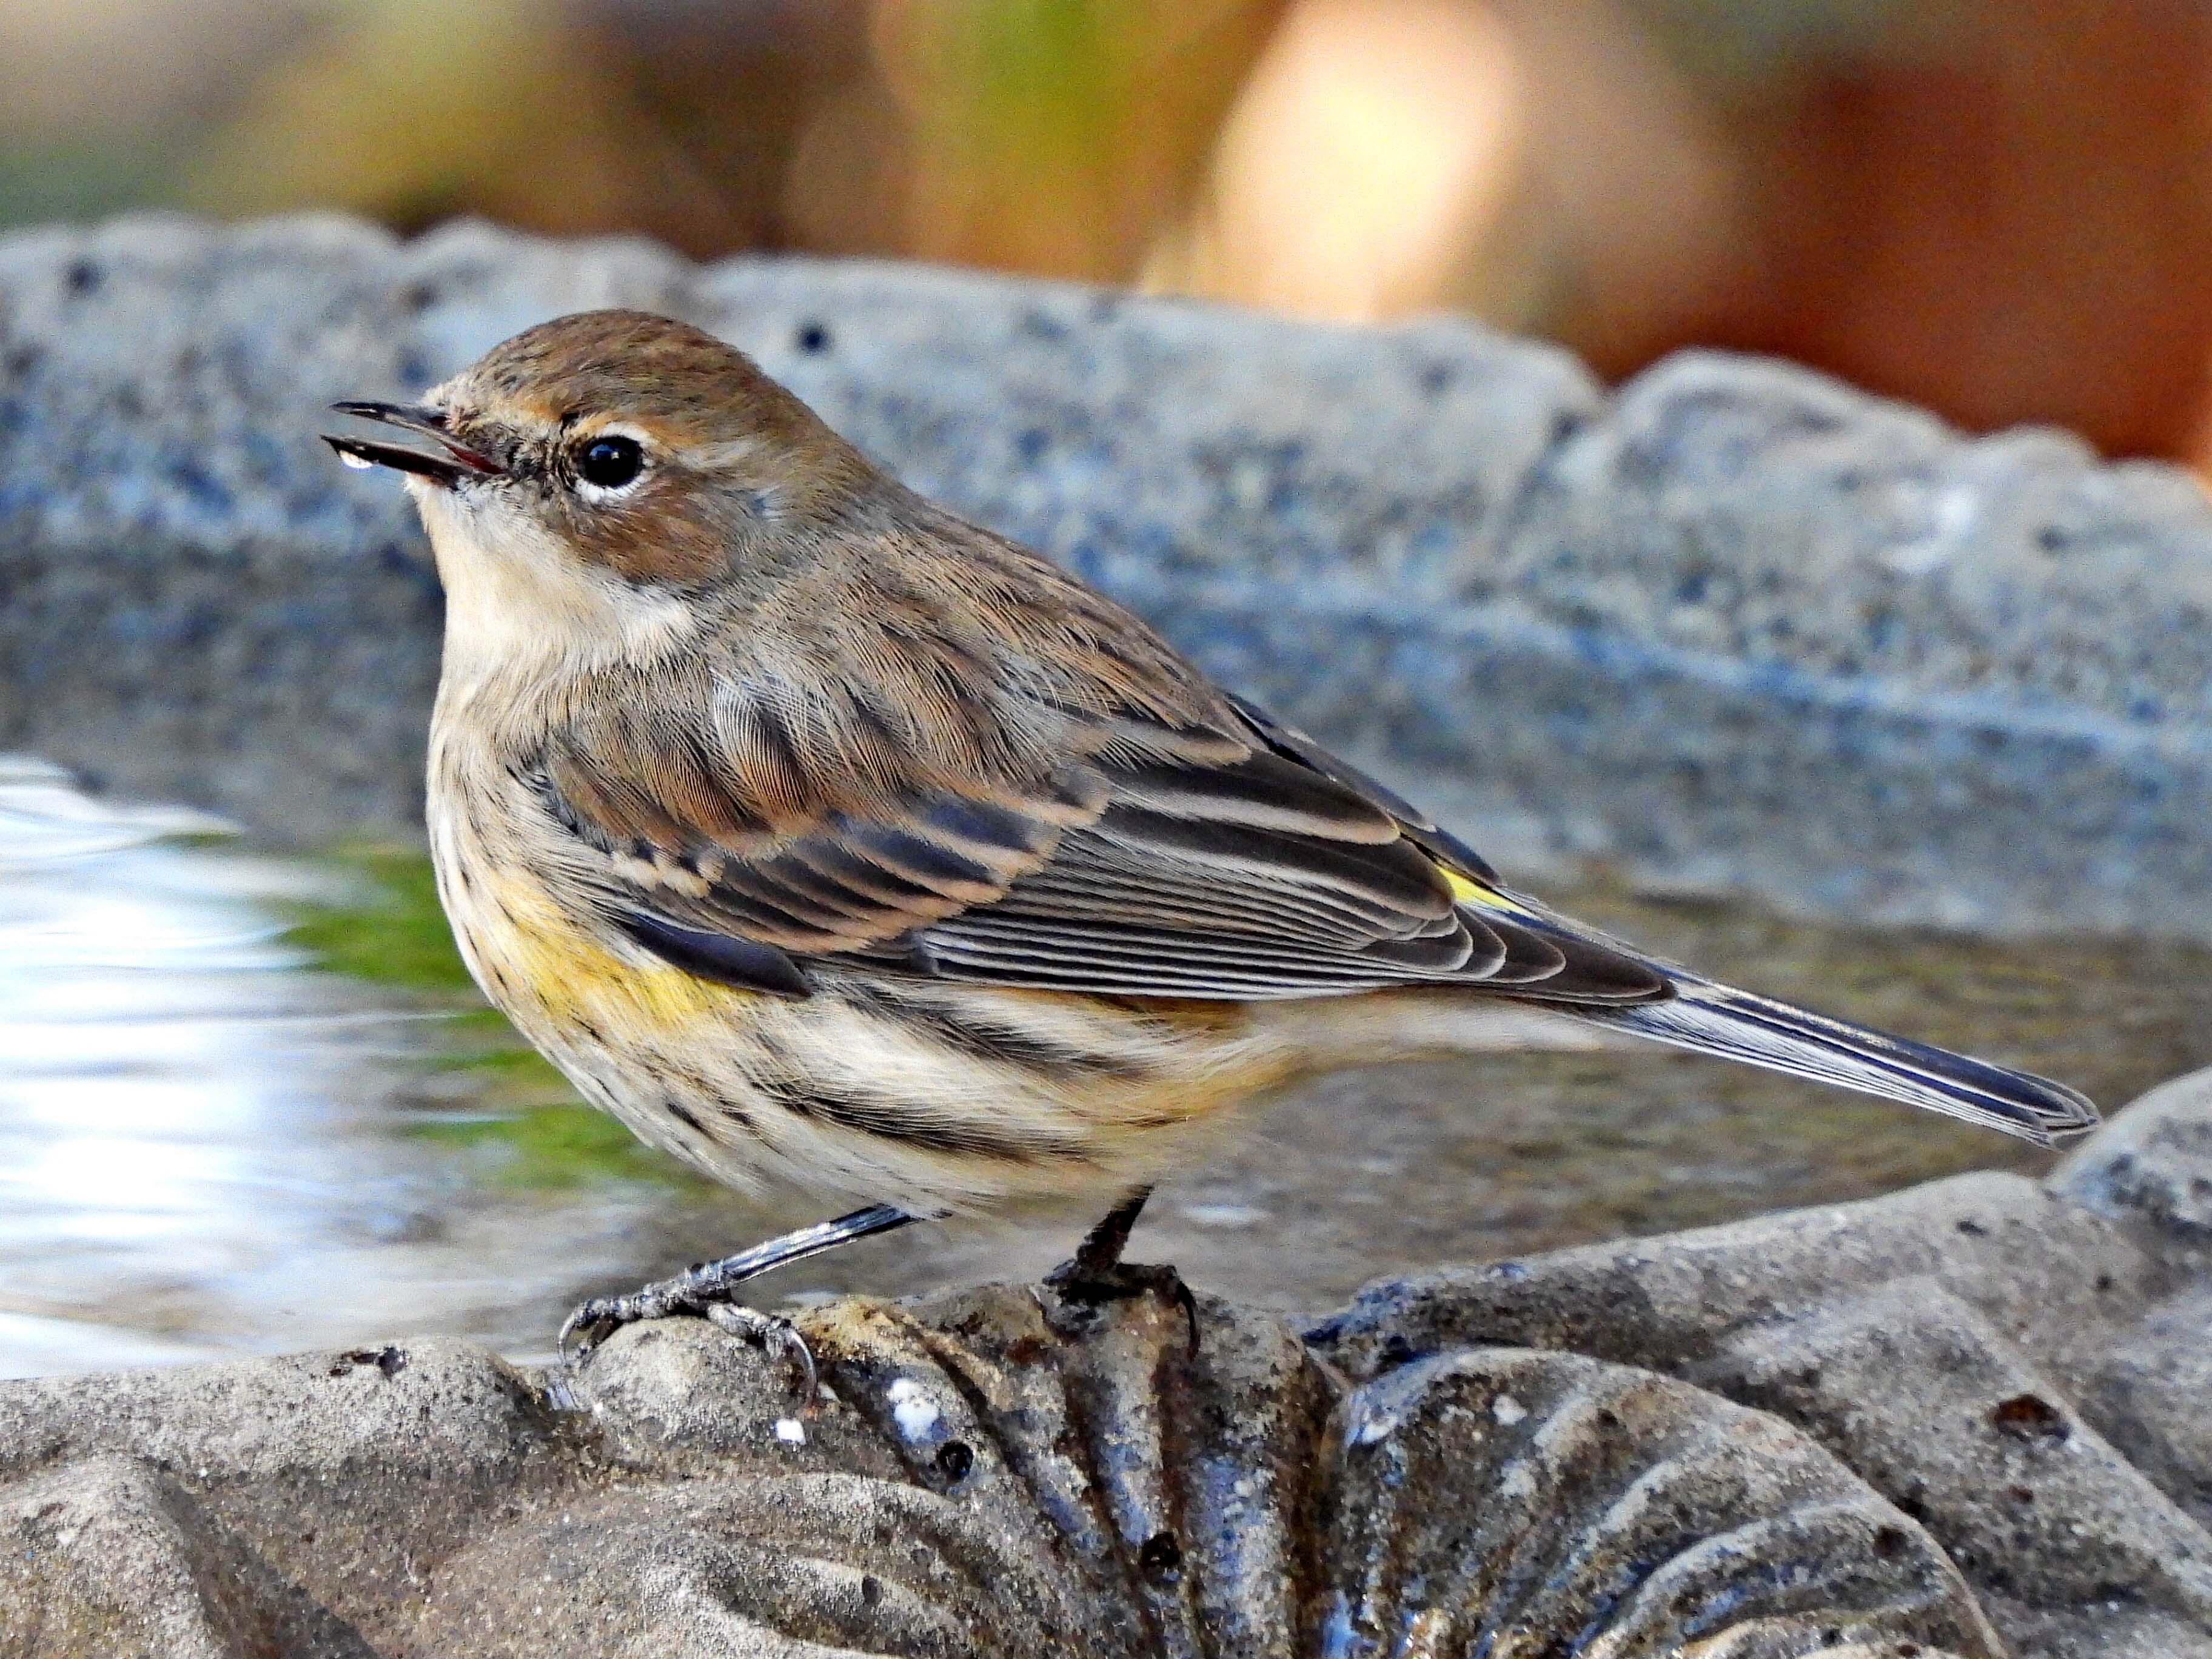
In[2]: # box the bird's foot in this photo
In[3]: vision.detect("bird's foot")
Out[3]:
[558,1204,920,1391]
[558,1278,681,1366]
[1042,1255,1201,1354]
[560,1274,818,1401]
[705,1301,820,1402]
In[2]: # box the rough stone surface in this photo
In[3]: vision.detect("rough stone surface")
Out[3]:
[1312,1067,2212,1659]
[5,1070,2212,1657]
[1,1292,1992,1658]
[6,216,2212,936]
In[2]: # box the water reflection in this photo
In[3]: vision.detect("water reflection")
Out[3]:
[0,757,672,1375]
[4,756,2208,1379]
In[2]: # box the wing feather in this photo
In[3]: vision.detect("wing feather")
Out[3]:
[534,677,1667,1007]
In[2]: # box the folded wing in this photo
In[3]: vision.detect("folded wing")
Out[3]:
[533,689,1667,1005]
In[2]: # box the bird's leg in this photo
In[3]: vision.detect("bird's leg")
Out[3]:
[1044,1185,1199,1350]
[560,1204,920,1388]
[1070,1185,1154,1278]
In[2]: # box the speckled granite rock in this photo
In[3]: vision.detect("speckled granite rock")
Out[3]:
[6,1070,2212,1658]
[5,215,2212,937]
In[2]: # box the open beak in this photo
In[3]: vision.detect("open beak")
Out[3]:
[321,401,501,488]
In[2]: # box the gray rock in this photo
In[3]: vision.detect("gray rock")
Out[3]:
[5,215,2212,936]
[1,1288,1994,1658]
[1311,1066,2212,1658]
[0,1341,568,1655]
[1481,352,2212,936]
[7,1070,2212,1656]
[2051,1064,2212,1240]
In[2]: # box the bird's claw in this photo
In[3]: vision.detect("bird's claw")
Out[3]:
[557,1308,597,1370]
[705,1302,820,1403]
[557,1210,916,1389]
[1042,1258,1202,1356]
[557,1284,680,1369]
[560,1287,817,1404]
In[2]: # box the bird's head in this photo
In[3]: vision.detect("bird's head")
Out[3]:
[327,309,883,680]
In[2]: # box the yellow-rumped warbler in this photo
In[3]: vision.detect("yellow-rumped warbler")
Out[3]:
[326,309,2097,1362]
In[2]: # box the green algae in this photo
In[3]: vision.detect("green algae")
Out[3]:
[278,844,702,1192]
[281,846,477,995]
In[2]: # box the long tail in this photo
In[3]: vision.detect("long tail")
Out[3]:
[1575,977,2100,1147]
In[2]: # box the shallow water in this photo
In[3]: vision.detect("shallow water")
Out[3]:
[2,757,2205,1378]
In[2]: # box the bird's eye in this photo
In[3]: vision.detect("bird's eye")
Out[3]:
[576,434,645,491]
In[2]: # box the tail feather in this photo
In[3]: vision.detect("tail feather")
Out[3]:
[1578,979,2100,1147]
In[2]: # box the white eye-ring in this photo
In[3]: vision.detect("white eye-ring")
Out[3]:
[572,424,651,501]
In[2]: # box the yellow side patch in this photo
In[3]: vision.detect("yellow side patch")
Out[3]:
[519,930,734,1030]
[471,869,739,1033]
[1444,868,1533,915]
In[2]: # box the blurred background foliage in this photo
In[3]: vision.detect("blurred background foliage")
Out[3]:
[7,0,2212,464]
